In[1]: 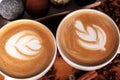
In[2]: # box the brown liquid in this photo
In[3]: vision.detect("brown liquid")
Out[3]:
[0,20,55,78]
[57,10,119,66]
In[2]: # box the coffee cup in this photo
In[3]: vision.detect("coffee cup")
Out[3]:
[56,9,120,71]
[0,19,57,80]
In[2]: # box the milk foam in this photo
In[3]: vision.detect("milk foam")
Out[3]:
[5,30,41,60]
[75,20,106,51]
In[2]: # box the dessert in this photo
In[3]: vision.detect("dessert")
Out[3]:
[50,0,71,7]
[0,0,24,20]
[25,0,50,18]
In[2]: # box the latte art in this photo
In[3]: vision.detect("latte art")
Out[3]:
[6,30,41,60]
[57,10,119,66]
[0,20,56,78]
[75,20,106,51]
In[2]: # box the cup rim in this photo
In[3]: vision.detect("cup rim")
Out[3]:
[56,9,120,71]
[0,19,57,80]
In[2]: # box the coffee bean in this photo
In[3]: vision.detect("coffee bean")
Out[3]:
[106,71,116,80]
[93,0,120,27]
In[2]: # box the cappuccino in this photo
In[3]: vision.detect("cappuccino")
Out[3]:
[57,9,119,67]
[0,20,56,78]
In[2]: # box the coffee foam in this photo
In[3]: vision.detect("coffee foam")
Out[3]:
[75,20,106,51]
[0,20,55,78]
[6,30,41,60]
[57,10,119,66]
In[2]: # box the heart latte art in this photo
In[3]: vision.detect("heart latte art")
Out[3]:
[57,10,119,66]
[0,20,56,78]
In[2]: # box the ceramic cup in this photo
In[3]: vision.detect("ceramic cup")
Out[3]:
[56,9,120,71]
[0,19,57,80]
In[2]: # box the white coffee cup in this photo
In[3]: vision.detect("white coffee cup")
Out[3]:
[0,19,57,80]
[56,9,120,71]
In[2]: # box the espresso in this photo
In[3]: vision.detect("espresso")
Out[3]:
[0,20,56,78]
[57,10,119,66]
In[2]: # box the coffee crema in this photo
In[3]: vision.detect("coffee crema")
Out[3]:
[57,10,119,66]
[0,20,56,78]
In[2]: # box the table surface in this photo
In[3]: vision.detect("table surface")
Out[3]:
[0,0,120,80]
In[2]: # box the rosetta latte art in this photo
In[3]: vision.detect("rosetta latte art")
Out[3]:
[5,30,41,60]
[75,20,106,51]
